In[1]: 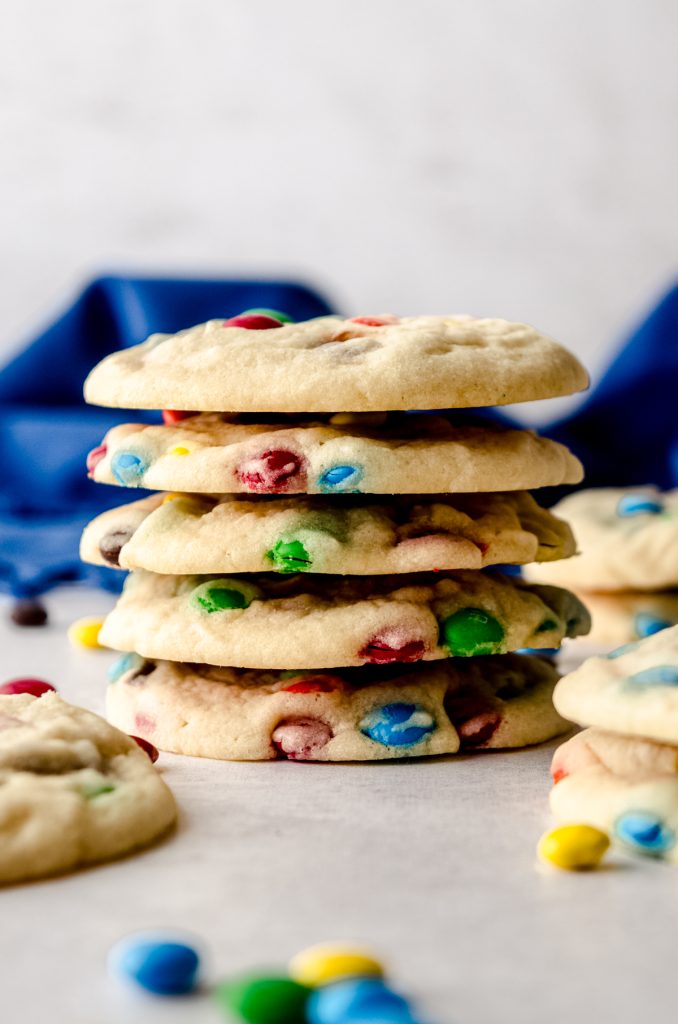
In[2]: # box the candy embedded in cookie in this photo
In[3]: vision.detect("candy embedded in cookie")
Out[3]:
[317,465,363,493]
[272,718,333,760]
[439,608,505,656]
[614,811,675,856]
[236,449,307,494]
[111,451,148,486]
[191,579,261,613]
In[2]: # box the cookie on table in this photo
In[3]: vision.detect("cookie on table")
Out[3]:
[85,413,583,497]
[570,590,678,647]
[553,625,678,746]
[81,491,575,577]
[524,487,678,592]
[84,313,588,413]
[550,728,678,864]
[106,652,568,761]
[98,569,590,670]
[0,693,176,884]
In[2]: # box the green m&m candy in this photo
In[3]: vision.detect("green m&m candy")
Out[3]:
[214,973,310,1024]
[266,538,312,573]
[441,607,505,656]
[191,579,261,613]
[241,308,294,323]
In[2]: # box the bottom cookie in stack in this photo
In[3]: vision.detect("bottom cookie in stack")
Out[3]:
[549,626,678,863]
[107,652,568,762]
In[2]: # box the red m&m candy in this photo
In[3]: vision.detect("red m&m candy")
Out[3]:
[86,444,107,476]
[282,674,345,694]
[0,678,56,697]
[237,449,305,494]
[359,637,426,665]
[130,734,160,762]
[223,314,284,330]
[162,410,198,425]
[350,315,399,327]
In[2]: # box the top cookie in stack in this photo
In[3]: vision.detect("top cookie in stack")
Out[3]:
[82,311,590,762]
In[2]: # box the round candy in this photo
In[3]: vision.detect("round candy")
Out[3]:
[0,677,56,697]
[86,443,107,476]
[537,824,610,871]
[130,734,160,762]
[108,651,145,682]
[627,665,678,687]
[169,446,190,456]
[214,973,310,1024]
[634,612,672,639]
[307,978,415,1024]
[98,528,133,567]
[614,811,675,856]
[350,315,399,327]
[359,636,426,665]
[289,943,384,988]
[267,538,312,573]
[360,703,435,748]
[223,313,284,330]
[272,717,333,760]
[607,641,641,660]
[111,451,147,486]
[108,932,200,995]
[9,597,48,627]
[162,410,197,424]
[68,617,105,649]
[282,674,345,694]
[318,465,362,492]
[440,608,505,657]
[617,494,664,517]
[240,307,294,323]
[191,579,259,613]
[238,449,306,494]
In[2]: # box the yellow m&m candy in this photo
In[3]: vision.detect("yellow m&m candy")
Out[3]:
[538,824,610,871]
[289,943,384,988]
[67,616,105,650]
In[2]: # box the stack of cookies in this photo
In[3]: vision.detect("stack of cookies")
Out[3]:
[525,487,678,647]
[550,626,678,864]
[81,311,590,762]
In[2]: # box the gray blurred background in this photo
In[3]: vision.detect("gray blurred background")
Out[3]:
[1,0,676,390]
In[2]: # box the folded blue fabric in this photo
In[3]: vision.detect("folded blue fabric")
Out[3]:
[1,277,676,597]
[0,275,335,596]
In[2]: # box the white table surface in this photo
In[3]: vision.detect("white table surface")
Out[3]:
[1,586,675,1024]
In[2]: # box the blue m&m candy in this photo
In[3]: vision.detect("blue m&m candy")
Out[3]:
[634,612,672,639]
[360,703,435,748]
[614,811,675,856]
[627,665,678,687]
[318,465,363,492]
[111,451,147,486]
[308,978,419,1024]
[108,931,200,995]
[617,494,664,517]
[108,652,145,682]
[607,641,641,659]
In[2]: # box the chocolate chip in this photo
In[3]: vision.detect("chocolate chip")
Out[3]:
[98,528,133,566]
[10,598,48,627]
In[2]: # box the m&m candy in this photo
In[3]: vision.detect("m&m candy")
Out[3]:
[108,932,200,995]
[538,824,610,870]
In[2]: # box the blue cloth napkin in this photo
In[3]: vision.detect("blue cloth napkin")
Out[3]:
[0,275,335,596]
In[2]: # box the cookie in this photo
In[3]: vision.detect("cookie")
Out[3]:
[83,314,588,414]
[85,413,583,496]
[553,625,678,745]
[524,487,678,592]
[98,569,590,670]
[0,693,176,884]
[106,652,567,761]
[550,728,678,863]
[568,590,678,647]
[80,490,575,577]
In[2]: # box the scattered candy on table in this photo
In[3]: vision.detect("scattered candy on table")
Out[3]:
[307,977,418,1024]
[0,677,56,697]
[289,943,384,988]
[108,931,200,995]
[9,597,48,627]
[538,824,610,871]
[67,616,105,649]
[215,974,311,1024]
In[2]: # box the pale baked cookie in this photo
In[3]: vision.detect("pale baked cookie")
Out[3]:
[106,652,567,761]
[553,625,678,745]
[0,693,176,884]
[99,569,590,670]
[84,313,588,413]
[81,491,575,577]
[524,487,678,592]
[570,591,678,647]
[85,413,583,497]
[550,728,678,863]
